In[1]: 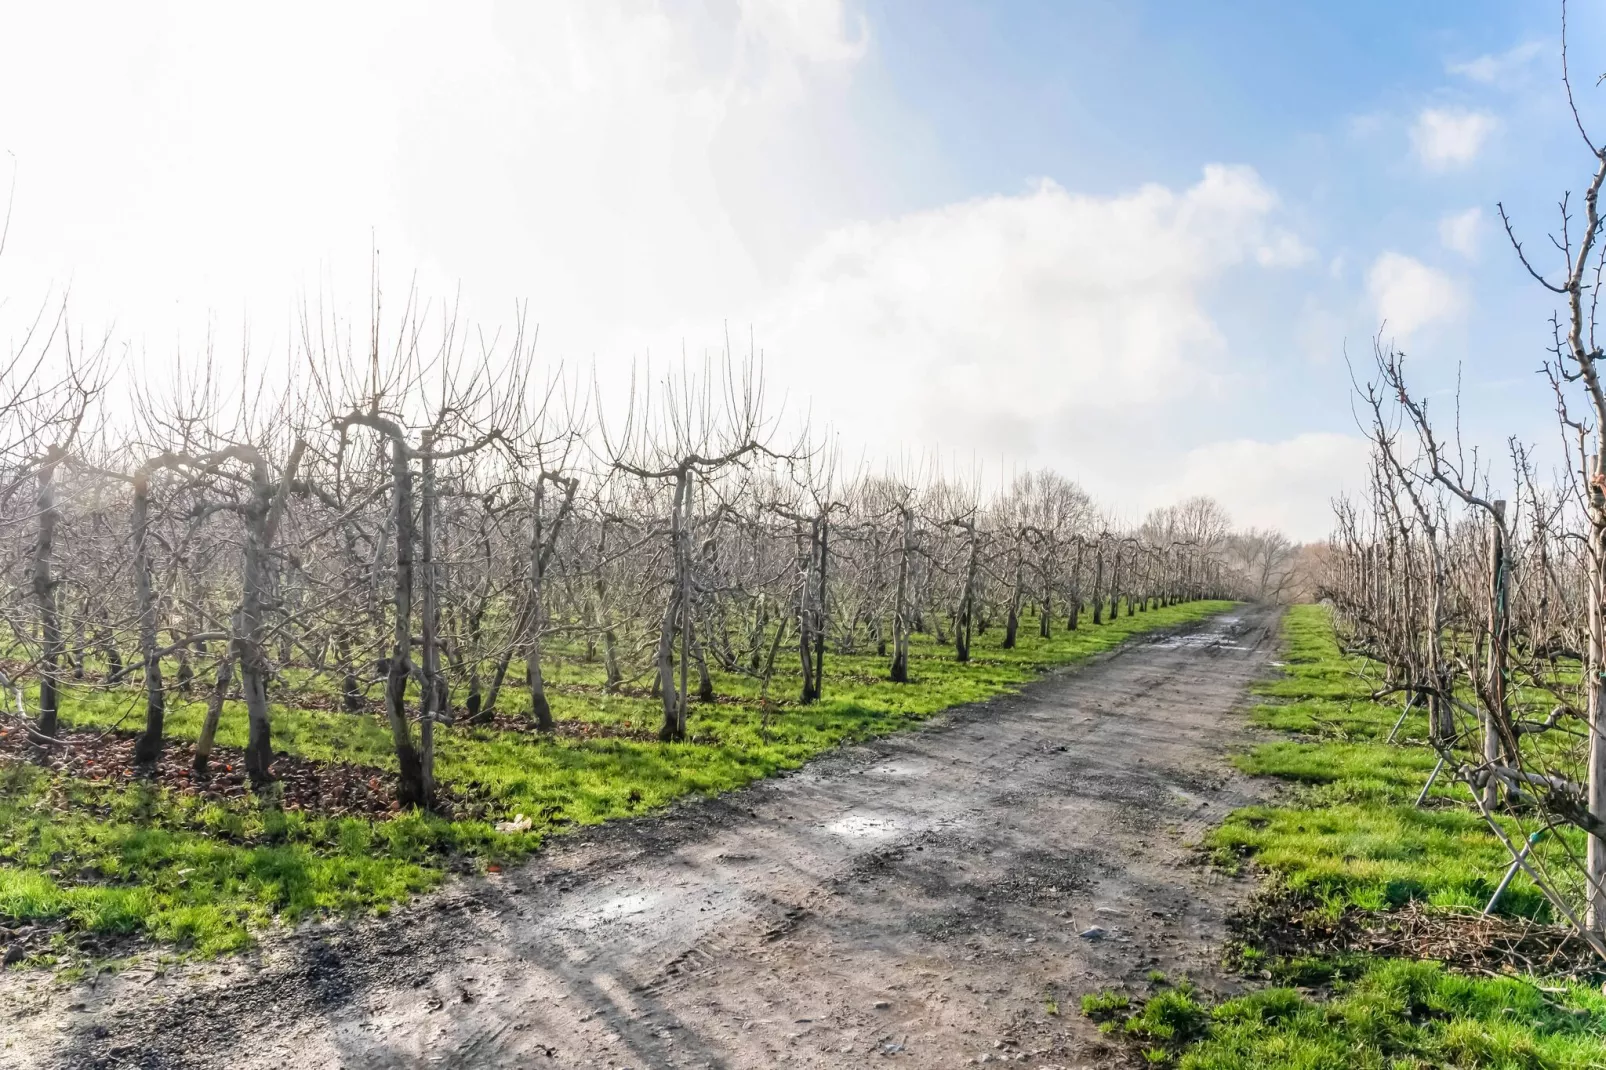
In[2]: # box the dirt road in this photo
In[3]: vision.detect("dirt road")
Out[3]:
[4,604,1281,1070]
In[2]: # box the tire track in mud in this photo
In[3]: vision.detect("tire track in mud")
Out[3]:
[2,604,1281,1070]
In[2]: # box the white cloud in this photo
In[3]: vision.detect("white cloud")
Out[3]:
[757,165,1308,460]
[1148,433,1371,542]
[1367,251,1464,339]
[1447,41,1545,86]
[738,0,869,66]
[1439,207,1483,258]
[1411,108,1499,170]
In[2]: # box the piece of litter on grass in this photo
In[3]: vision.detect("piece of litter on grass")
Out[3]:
[494,813,533,833]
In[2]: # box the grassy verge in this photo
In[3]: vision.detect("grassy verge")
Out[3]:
[0,599,1230,962]
[1084,604,1606,1069]
[1085,962,1606,1069]
[1209,605,1577,920]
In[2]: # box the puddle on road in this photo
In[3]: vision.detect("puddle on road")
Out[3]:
[822,814,904,840]
[869,761,926,778]
[1147,617,1242,650]
[565,890,663,932]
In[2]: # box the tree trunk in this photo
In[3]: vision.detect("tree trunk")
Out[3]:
[383,439,426,807]
[235,441,306,786]
[418,442,441,801]
[338,633,362,712]
[193,640,238,777]
[1091,544,1106,625]
[601,621,621,692]
[1068,540,1085,631]
[526,480,553,731]
[694,626,715,703]
[1426,532,1450,745]
[675,478,693,738]
[890,505,913,683]
[1039,553,1053,639]
[655,588,681,739]
[1107,547,1121,622]
[1003,533,1023,649]
[1484,501,1508,811]
[595,523,622,693]
[239,529,274,783]
[526,637,552,728]
[132,467,166,768]
[1587,462,1606,933]
[31,447,64,745]
[813,513,828,698]
[483,647,513,723]
[797,609,816,702]
[238,637,274,784]
[101,622,123,681]
[797,521,818,704]
[658,471,691,740]
[955,519,978,663]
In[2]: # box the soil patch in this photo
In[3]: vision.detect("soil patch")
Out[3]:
[1230,886,1606,983]
[0,717,491,820]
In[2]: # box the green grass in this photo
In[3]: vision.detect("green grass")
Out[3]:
[1094,604,1606,1068]
[1,599,1230,961]
[1206,604,1578,919]
[1098,959,1606,1069]
[0,761,466,955]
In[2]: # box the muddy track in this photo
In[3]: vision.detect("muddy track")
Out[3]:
[2,604,1281,1070]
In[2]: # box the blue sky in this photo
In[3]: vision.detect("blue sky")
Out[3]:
[1,1,1601,538]
[860,2,1597,423]
[841,1,1606,531]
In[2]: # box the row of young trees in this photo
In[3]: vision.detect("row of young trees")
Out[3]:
[1330,379,1606,950]
[1321,31,1606,956]
[0,294,1276,812]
